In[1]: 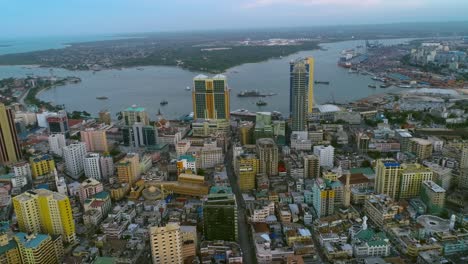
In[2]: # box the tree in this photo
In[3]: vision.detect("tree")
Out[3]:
[197,168,206,176]
[361,160,371,167]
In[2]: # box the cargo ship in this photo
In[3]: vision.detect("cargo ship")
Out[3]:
[237,90,276,97]
[314,81,330,85]
[96,96,108,100]
[160,100,168,105]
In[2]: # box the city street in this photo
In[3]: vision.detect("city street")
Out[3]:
[225,144,257,264]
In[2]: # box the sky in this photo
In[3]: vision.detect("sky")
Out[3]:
[1,0,467,37]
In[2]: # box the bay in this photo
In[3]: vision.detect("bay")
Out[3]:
[0,38,413,119]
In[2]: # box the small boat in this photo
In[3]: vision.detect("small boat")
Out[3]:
[256,100,267,106]
[368,84,377,88]
[398,84,412,88]
[160,100,168,105]
[314,81,330,85]
[96,96,108,100]
[185,86,191,91]
[380,84,391,88]
[348,68,358,74]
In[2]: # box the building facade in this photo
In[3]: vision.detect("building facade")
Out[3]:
[192,74,230,120]
[0,103,22,165]
[63,142,87,179]
[256,138,279,177]
[203,193,238,241]
[149,223,183,264]
[290,57,314,131]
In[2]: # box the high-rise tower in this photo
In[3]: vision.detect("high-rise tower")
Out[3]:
[192,74,230,120]
[13,189,76,243]
[0,103,22,165]
[289,57,314,131]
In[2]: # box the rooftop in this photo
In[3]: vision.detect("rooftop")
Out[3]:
[15,232,49,249]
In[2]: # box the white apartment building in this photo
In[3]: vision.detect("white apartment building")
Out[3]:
[84,153,102,180]
[313,145,335,168]
[63,142,87,179]
[48,133,66,156]
[100,155,114,181]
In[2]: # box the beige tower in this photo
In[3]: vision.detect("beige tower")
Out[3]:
[150,223,183,264]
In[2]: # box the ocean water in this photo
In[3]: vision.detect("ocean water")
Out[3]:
[0,38,412,119]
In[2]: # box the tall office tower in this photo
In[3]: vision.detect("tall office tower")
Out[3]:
[236,154,259,191]
[192,74,230,120]
[256,138,279,177]
[46,111,69,137]
[304,154,320,179]
[313,145,335,168]
[29,154,55,179]
[84,153,102,180]
[398,163,433,200]
[13,189,76,243]
[122,105,149,126]
[99,154,114,181]
[149,223,183,264]
[48,133,66,156]
[0,103,22,165]
[290,57,314,131]
[122,123,157,147]
[375,159,402,200]
[79,178,104,203]
[312,178,335,218]
[14,233,64,264]
[356,131,370,153]
[81,128,108,152]
[63,142,87,179]
[116,153,140,184]
[203,193,238,241]
[98,110,111,125]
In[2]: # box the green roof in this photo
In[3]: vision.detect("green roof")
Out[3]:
[15,232,49,248]
[125,107,145,112]
[350,167,375,175]
[93,191,109,200]
[179,155,196,162]
[355,228,388,247]
[93,257,116,264]
[0,237,17,255]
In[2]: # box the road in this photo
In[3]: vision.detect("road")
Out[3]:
[225,143,257,264]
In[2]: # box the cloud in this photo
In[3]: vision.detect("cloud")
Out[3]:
[244,0,423,8]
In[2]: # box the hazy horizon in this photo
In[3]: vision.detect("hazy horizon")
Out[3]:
[2,0,467,37]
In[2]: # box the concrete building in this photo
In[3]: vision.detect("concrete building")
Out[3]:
[12,162,31,181]
[84,153,102,180]
[256,138,279,177]
[122,105,149,126]
[191,119,229,137]
[200,146,223,169]
[399,163,433,200]
[192,74,230,120]
[63,142,87,179]
[79,178,104,204]
[46,111,69,137]
[409,138,433,161]
[116,153,140,184]
[290,57,314,131]
[312,178,335,218]
[304,154,320,179]
[313,145,335,168]
[236,154,259,191]
[14,232,64,264]
[375,159,402,200]
[13,189,76,243]
[180,225,197,261]
[290,131,312,151]
[98,110,111,125]
[365,194,400,227]
[203,193,238,241]
[48,133,66,157]
[421,180,446,214]
[29,154,55,179]
[0,103,22,165]
[149,223,183,264]
[81,128,108,152]
[99,154,114,181]
[122,123,158,147]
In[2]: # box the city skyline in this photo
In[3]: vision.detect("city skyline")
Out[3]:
[1,0,467,37]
